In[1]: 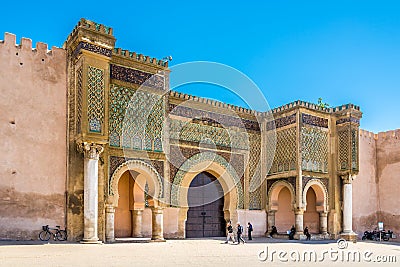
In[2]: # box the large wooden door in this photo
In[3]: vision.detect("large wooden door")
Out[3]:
[186,172,225,238]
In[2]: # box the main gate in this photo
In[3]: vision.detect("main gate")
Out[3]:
[185,172,225,238]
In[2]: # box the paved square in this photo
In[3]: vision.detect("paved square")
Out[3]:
[0,238,398,266]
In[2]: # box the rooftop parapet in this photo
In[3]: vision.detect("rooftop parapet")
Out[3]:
[268,100,360,115]
[113,47,168,67]
[65,18,113,44]
[0,32,64,56]
[169,90,262,117]
[359,129,378,140]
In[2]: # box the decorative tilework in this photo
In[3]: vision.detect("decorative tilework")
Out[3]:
[266,113,296,131]
[268,127,297,174]
[337,124,359,171]
[338,126,350,170]
[87,66,104,133]
[110,64,165,90]
[109,156,164,197]
[109,84,164,151]
[249,133,262,210]
[301,126,329,173]
[169,119,249,149]
[302,114,328,128]
[351,129,359,170]
[73,42,112,58]
[76,66,83,134]
[302,176,329,194]
[266,177,296,194]
[336,117,360,125]
[168,104,260,131]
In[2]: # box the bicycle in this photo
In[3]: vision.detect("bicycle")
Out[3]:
[39,225,67,241]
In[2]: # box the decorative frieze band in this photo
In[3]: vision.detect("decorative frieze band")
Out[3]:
[110,64,165,90]
[168,104,260,131]
[73,42,112,58]
[266,113,296,131]
[302,113,328,128]
[336,117,360,125]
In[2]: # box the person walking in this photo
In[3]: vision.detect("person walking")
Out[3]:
[304,226,311,241]
[236,222,245,244]
[247,222,253,240]
[224,222,235,244]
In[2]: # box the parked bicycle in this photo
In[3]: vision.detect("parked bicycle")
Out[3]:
[39,225,67,241]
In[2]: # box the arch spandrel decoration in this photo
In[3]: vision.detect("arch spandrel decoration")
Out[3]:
[267,180,296,211]
[108,159,163,206]
[302,178,329,212]
[171,152,244,209]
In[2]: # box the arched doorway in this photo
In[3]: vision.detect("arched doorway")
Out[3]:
[275,187,295,232]
[303,187,320,233]
[185,172,225,238]
[114,171,134,237]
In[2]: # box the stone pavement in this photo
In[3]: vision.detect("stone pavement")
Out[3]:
[0,238,399,267]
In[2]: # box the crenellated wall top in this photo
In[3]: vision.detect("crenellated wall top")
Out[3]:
[113,47,169,68]
[65,18,113,43]
[0,32,64,56]
[268,100,361,115]
[169,90,262,117]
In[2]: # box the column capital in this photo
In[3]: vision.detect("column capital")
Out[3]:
[151,206,164,213]
[294,207,305,215]
[341,174,356,184]
[77,142,104,160]
[105,204,115,213]
[319,211,328,217]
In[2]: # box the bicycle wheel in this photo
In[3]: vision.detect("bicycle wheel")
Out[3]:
[39,230,51,241]
[56,230,67,241]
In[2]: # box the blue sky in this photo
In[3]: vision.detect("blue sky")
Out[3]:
[1,1,399,132]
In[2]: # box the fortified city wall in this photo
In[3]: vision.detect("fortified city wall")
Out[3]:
[0,33,67,240]
[354,129,400,240]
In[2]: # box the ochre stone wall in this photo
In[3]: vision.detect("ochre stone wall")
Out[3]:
[354,129,400,241]
[0,33,67,240]
[376,130,400,237]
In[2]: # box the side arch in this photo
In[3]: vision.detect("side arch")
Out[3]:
[267,180,296,211]
[302,179,328,212]
[108,159,163,207]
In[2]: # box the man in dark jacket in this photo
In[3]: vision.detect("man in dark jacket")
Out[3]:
[247,222,253,240]
[304,226,311,240]
[236,222,246,244]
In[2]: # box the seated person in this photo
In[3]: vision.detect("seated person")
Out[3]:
[269,225,278,237]
[289,225,296,240]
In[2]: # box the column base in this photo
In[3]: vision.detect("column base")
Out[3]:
[340,232,358,242]
[81,238,103,244]
[150,238,166,242]
[294,233,306,240]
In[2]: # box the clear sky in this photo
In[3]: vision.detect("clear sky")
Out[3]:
[1,0,399,132]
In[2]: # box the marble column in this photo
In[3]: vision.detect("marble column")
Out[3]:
[151,207,164,240]
[319,211,328,235]
[132,210,143,237]
[294,209,304,234]
[342,180,353,233]
[78,142,104,244]
[105,205,115,242]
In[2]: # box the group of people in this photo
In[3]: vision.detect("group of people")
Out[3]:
[225,222,253,244]
[269,225,311,240]
[225,222,313,243]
